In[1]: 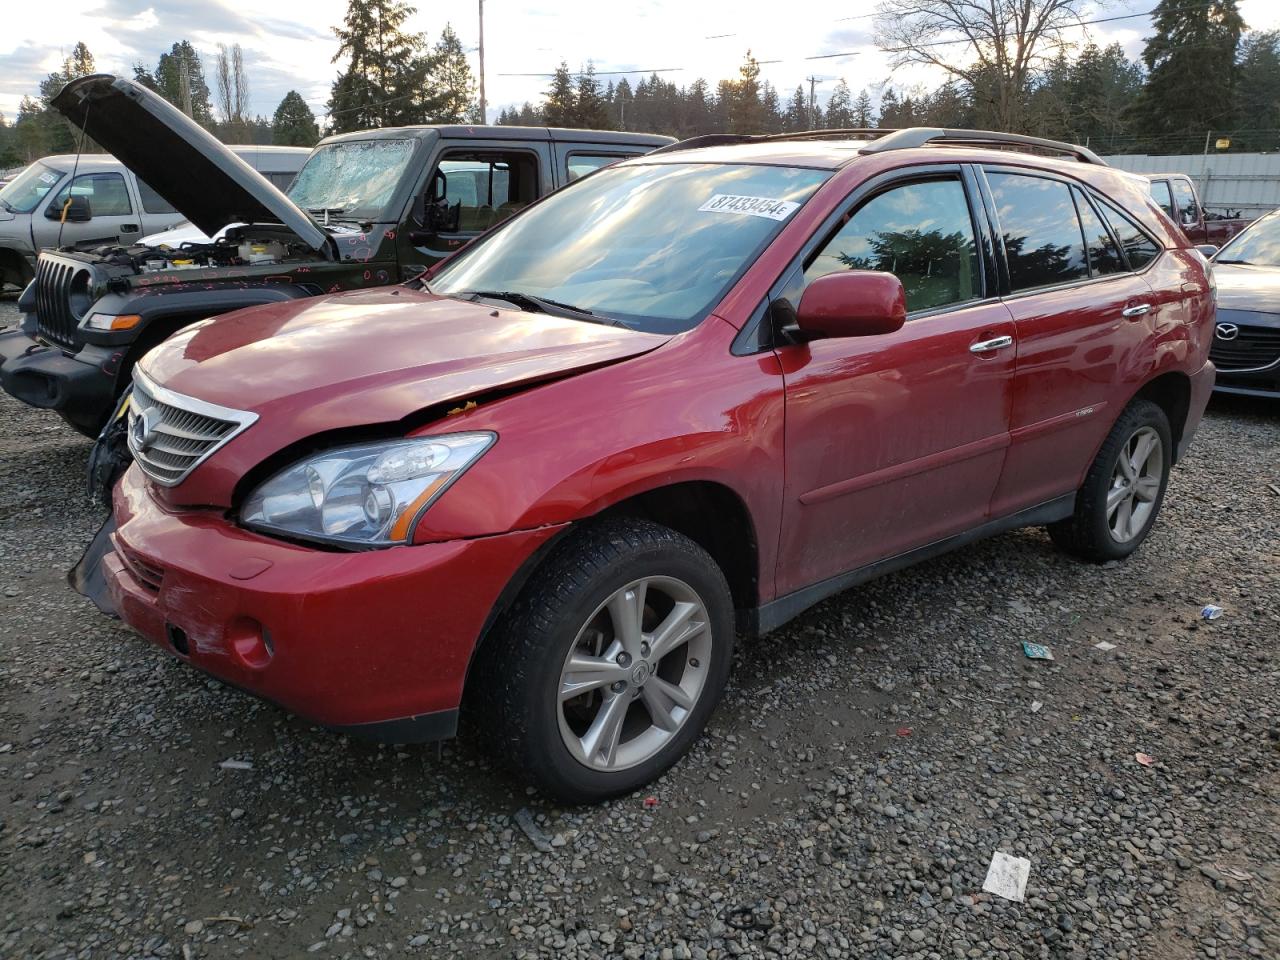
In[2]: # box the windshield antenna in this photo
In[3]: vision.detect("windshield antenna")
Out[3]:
[57,97,90,250]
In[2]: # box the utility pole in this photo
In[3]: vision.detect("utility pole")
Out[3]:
[806,76,823,129]
[478,0,487,124]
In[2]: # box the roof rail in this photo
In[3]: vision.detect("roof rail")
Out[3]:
[648,128,894,155]
[860,127,1107,166]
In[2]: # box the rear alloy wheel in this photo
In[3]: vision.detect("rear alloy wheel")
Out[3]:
[1105,426,1164,544]
[1048,398,1172,562]
[479,519,733,803]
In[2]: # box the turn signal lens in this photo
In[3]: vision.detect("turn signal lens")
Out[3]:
[85,313,142,331]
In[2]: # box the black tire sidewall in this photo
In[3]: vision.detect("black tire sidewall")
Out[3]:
[513,526,734,803]
[1079,400,1173,560]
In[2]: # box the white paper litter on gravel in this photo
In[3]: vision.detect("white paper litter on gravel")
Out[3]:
[982,851,1031,902]
[1094,641,1117,651]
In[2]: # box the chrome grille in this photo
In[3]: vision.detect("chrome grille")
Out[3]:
[127,369,257,486]
[34,255,82,349]
[1209,324,1280,372]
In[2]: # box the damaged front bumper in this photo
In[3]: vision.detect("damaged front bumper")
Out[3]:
[77,466,563,741]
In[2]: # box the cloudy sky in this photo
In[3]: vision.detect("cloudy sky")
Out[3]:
[4,0,1280,126]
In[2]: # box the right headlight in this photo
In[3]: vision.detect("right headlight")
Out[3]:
[240,432,495,547]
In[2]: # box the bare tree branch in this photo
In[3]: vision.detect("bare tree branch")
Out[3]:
[875,0,1088,131]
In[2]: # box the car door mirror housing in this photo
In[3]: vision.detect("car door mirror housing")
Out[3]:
[1195,244,1219,258]
[46,196,92,222]
[794,271,907,339]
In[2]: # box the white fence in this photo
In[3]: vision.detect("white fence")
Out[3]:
[1102,153,1280,217]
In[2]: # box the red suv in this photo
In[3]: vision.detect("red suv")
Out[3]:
[82,128,1216,802]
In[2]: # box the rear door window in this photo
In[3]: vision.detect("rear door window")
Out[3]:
[136,178,177,215]
[566,153,627,182]
[1096,198,1162,270]
[804,177,981,314]
[987,172,1088,292]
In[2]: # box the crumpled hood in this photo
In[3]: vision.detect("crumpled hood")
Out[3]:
[1213,263,1280,314]
[139,286,669,504]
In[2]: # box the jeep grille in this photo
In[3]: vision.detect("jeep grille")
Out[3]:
[127,369,257,486]
[34,256,85,349]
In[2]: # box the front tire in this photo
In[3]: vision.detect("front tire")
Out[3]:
[1048,398,1172,562]
[480,519,734,803]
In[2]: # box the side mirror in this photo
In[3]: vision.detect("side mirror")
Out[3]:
[794,271,907,340]
[1195,244,1219,258]
[46,196,92,222]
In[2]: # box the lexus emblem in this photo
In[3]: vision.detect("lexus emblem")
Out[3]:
[1215,322,1240,341]
[131,408,162,453]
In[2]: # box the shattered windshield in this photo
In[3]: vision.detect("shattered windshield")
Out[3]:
[0,161,65,214]
[430,162,830,334]
[287,139,416,222]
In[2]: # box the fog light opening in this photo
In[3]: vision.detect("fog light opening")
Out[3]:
[228,618,272,670]
[166,623,190,657]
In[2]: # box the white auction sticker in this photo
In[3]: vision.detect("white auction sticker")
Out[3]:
[698,194,800,221]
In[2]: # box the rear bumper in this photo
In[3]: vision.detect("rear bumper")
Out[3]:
[103,466,564,738]
[1177,359,1216,462]
[0,327,119,426]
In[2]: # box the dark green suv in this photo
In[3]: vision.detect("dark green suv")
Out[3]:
[0,73,671,435]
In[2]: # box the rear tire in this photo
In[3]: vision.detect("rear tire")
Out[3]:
[477,519,734,803]
[1048,399,1172,562]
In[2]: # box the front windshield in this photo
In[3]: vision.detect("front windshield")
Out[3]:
[1215,213,1280,266]
[430,162,830,333]
[287,139,416,221]
[0,161,65,214]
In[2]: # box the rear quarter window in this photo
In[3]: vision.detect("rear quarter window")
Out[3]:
[1096,197,1162,270]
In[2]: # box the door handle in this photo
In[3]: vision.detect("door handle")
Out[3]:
[969,335,1013,354]
[1121,303,1152,317]
[120,224,139,234]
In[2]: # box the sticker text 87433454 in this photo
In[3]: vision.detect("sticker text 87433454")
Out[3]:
[697,195,800,221]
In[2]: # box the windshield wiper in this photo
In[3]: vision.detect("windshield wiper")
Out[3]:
[459,290,628,327]
[1214,258,1253,265]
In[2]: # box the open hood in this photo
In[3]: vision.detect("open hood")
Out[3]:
[52,74,330,254]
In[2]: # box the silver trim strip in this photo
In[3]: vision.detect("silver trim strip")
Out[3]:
[128,367,258,487]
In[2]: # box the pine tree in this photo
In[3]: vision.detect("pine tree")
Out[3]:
[684,78,714,135]
[784,85,809,131]
[759,82,783,133]
[272,91,320,146]
[852,89,875,127]
[154,41,215,124]
[727,51,764,133]
[825,79,854,128]
[575,63,610,129]
[429,23,476,123]
[542,62,577,126]
[14,97,49,163]
[328,0,429,132]
[37,42,97,152]
[1233,31,1280,149]
[1132,0,1245,144]
[878,88,902,127]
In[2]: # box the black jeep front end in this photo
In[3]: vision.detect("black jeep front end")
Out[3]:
[0,251,127,434]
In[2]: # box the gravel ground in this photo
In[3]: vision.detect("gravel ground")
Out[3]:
[1,297,1277,960]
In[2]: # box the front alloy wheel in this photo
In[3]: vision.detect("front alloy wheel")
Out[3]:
[558,576,712,771]
[479,519,734,803]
